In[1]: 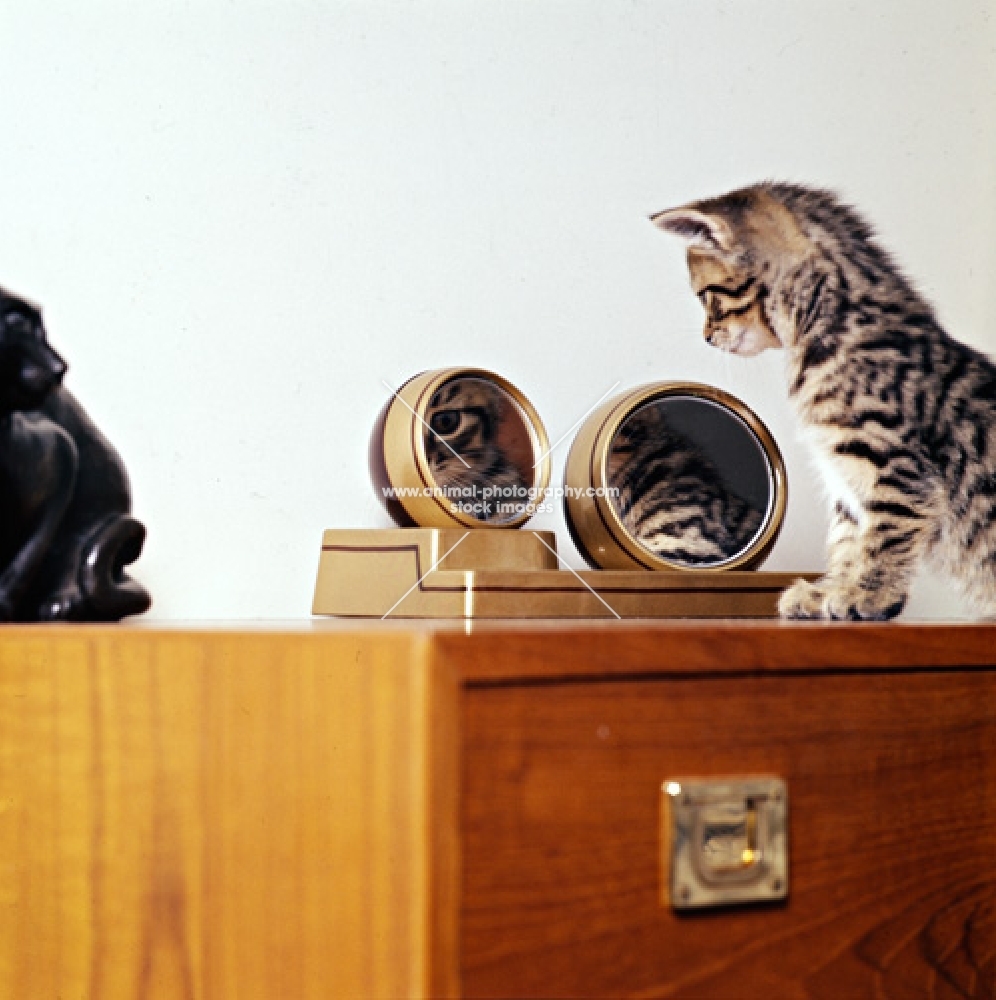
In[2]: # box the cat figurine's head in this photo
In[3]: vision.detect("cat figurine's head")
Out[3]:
[0,289,67,416]
[651,184,813,356]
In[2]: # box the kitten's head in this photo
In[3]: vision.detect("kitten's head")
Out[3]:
[652,184,810,355]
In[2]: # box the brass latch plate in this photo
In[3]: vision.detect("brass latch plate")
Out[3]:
[662,776,788,910]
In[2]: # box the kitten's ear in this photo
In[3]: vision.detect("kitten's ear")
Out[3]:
[650,207,732,251]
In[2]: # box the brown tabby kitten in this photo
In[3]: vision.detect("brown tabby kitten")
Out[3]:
[653,182,996,620]
[607,402,764,565]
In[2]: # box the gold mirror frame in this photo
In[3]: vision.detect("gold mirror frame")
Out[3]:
[370,367,552,530]
[562,382,787,571]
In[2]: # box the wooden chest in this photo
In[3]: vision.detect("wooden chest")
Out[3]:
[0,623,994,997]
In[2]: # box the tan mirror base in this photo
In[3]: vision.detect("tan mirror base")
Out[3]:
[313,529,815,619]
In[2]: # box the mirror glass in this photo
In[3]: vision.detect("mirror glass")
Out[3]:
[423,376,536,524]
[607,396,771,567]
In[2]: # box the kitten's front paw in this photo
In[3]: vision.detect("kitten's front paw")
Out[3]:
[779,578,906,621]
[0,592,14,622]
[778,578,827,619]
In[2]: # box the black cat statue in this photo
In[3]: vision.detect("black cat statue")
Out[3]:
[0,287,151,621]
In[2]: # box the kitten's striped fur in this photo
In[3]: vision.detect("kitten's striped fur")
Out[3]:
[654,181,996,619]
[425,378,528,522]
[608,401,764,565]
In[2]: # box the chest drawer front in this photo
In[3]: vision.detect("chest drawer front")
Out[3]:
[460,671,996,998]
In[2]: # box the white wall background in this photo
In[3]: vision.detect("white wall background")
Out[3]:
[1,0,994,619]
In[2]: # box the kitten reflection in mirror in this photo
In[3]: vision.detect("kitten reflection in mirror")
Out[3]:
[608,404,763,566]
[425,379,530,522]
[654,181,996,619]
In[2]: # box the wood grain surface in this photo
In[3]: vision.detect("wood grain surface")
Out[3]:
[2,623,995,999]
[0,629,447,999]
[460,669,996,998]
[436,621,996,683]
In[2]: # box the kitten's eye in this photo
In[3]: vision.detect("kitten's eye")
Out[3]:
[430,410,461,436]
[704,278,755,299]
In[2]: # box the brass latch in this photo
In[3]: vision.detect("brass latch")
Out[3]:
[662,777,788,910]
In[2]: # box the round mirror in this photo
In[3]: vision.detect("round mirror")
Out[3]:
[607,396,771,567]
[563,382,786,571]
[371,367,551,529]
